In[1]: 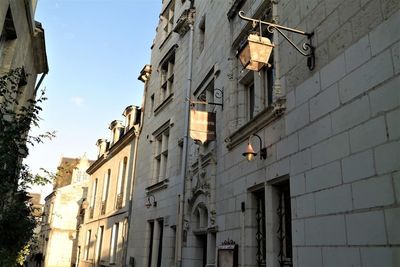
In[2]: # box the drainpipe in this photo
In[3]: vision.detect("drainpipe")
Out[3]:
[176,15,194,267]
[272,0,282,100]
[34,72,47,94]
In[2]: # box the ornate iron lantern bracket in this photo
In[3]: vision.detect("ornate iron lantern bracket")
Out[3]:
[238,11,315,70]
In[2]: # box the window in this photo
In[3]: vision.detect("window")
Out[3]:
[253,189,266,267]
[153,128,169,183]
[147,220,164,267]
[110,223,119,264]
[198,15,206,53]
[248,82,255,120]
[95,226,104,264]
[90,179,98,218]
[161,0,175,38]
[0,7,17,72]
[150,94,155,114]
[239,59,274,122]
[274,180,292,267]
[116,157,127,209]
[159,54,175,103]
[84,230,91,260]
[147,221,154,267]
[101,170,110,215]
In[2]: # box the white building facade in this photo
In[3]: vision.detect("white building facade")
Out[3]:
[127,0,400,267]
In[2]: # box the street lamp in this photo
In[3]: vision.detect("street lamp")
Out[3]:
[242,134,267,161]
[237,11,315,71]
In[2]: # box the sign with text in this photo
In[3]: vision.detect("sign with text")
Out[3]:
[189,110,216,144]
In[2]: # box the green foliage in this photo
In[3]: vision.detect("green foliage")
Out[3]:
[0,68,54,266]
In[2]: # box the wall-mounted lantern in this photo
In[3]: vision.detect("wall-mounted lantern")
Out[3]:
[145,195,157,208]
[242,134,267,161]
[238,11,315,71]
[138,64,152,82]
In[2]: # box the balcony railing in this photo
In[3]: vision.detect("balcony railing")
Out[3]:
[100,201,106,215]
[116,193,123,209]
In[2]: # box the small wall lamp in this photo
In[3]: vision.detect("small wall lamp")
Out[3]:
[145,195,157,208]
[238,11,315,71]
[242,134,267,161]
[138,64,152,83]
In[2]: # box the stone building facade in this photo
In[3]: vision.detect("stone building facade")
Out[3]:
[40,155,92,267]
[0,0,48,106]
[125,0,400,267]
[77,106,141,267]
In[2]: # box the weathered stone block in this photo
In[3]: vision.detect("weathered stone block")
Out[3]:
[299,115,332,150]
[394,172,400,204]
[295,72,320,107]
[349,116,387,153]
[297,247,322,267]
[338,0,361,24]
[292,219,305,246]
[316,10,339,44]
[393,41,400,74]
[296,193,315,218]
[277,133,299,160]
[352,175,395,209]
[331,95,370,134]
[351,0,383,40]
[360,247,400,267]
[320,54,346,90]
[375,141,400,175]
[309,83,340,122]
[369,76,400,116]
[387,108,400,140]
[285,103,310,135]
[384,207,400,244]
[306,161,342,192]
[370,9,400,56]
[290,149,311,175]
[315,185,352,215]
[290,173,306,197]
[342,149,375,183]
[344,35,371,73]
[339,49,393,103]
[311,132,349,167]
[322,247,361,267]
[346,210,387,245]
[328,22,353,59]
[305,215,346,245]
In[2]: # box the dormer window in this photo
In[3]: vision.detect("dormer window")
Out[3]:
[109,120,124,145]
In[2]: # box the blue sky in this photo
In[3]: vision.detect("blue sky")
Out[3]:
[27,0,161,196]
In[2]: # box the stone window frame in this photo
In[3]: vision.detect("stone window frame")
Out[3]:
[154,45,178,114]
[160,0,175,40]
[151,121,171,185]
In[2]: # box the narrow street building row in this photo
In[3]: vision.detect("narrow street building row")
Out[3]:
[41,0,400,266]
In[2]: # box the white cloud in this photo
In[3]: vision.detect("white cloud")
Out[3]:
[70,96,84,107]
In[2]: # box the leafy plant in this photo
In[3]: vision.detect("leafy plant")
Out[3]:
[0,68,54,266]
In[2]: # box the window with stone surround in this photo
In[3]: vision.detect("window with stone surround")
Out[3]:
[198,15,206,54]
[116,157,127,209]
[84,229,91,260]
[153,125,169,183]
[161,0,175,39]
[89,178,98,219]
[159,53,174,103]
[109,222,119,264]
[147,219,164,267]
[101,170,111,215]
